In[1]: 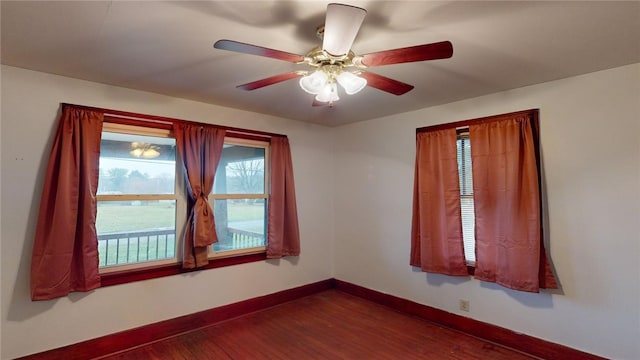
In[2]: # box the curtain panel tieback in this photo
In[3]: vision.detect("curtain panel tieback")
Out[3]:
[192,193,217,247]
[174,124,226,268]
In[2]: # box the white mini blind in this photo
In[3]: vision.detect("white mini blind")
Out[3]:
[456,134,476,264]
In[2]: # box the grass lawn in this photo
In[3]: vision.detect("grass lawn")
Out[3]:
[226,202,265,222]
[96,201,176,233]
[96,201,264,233]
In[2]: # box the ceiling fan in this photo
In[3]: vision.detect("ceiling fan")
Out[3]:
[213,3,453,106]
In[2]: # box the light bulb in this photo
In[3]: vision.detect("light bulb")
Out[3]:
[299,70,328,94]
[315,83,340,103]
[337,72,367,95]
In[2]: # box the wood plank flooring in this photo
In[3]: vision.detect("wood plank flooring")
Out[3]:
[102,290,537,360]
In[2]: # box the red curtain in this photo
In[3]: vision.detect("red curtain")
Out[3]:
[174,124,226,268]
[267,136,300,258]
[470,112,557,292]
[410,129,468,275]
[31,106,103,300]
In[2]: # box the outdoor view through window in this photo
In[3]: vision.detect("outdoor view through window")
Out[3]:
[95,128,269,270]
[457,133,476,264]
[96,130,178,269]
[211,141,268,255]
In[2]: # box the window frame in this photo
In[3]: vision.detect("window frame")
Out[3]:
[209,137,270,259]
[97,123,184,274]
[98,122,272,286]
[414,109,544,278]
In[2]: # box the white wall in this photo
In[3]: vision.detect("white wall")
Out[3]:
[0,65,335,359]
[333,63,640,360]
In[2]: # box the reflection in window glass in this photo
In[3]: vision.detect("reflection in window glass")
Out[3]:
[98,132,176,195]
[97,130,178,269]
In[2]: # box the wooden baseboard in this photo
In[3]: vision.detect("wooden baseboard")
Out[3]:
[18,278,605,360]
[17,279,335,360]
[334,279,605,360]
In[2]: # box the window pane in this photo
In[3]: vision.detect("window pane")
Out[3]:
[98,132,176,195]
[213,199,266,252]
[96,200,176,267]
[461,196,476,263]
[213,145,265,195]
[458,134,475,264]
[456,136,473,196]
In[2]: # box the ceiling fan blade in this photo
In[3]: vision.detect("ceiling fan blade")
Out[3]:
[322,3,366,57]
[214,40,305,63]
[237,72,302,91]
[358,41,453,67]
[359,72,414,95]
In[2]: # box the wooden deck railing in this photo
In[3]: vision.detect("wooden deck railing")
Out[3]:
[98,227,265,267]
[226,227,265,249]
[98,229,175,267]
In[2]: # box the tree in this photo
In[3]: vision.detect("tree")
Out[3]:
[227,160,264,193]
[128,170,150,180]
[126,170,150,194]
[107,168,129,191]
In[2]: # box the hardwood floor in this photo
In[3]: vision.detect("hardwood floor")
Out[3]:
[102,290,537,360]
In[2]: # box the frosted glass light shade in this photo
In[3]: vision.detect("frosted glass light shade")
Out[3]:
[315,83,340,102]
[299,70,328,94]
[337,72,367,95]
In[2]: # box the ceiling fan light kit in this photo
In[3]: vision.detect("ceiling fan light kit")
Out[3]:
[299,70,329,95]
[315,82,340,103]
[336,71,367,95]
[213,3,453,107]
[299,66,367,104]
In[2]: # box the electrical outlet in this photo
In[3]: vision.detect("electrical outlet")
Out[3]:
[459,299,470,312]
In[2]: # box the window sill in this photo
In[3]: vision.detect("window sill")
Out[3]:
[100,252,267,287]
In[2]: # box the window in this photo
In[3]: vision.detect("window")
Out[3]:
[411,109,557,292]
[456,132,475,265]
[96,125,273,271]
[96,124,183,272]
[210,138,269,257]
[31,104,300,299]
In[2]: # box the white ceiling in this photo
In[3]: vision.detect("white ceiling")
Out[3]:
[2,1,639,126]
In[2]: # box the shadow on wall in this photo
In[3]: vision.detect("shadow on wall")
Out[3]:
[414,267,557,309]
[480,281,556,309]
[539,145,564,297]
[5,108,87,322]
[420,269,472,287]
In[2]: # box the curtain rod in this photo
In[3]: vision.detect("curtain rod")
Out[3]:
[416,109,538,133]
[61,103,286,139]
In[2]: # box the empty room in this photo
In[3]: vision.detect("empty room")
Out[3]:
[1,1,639,359]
